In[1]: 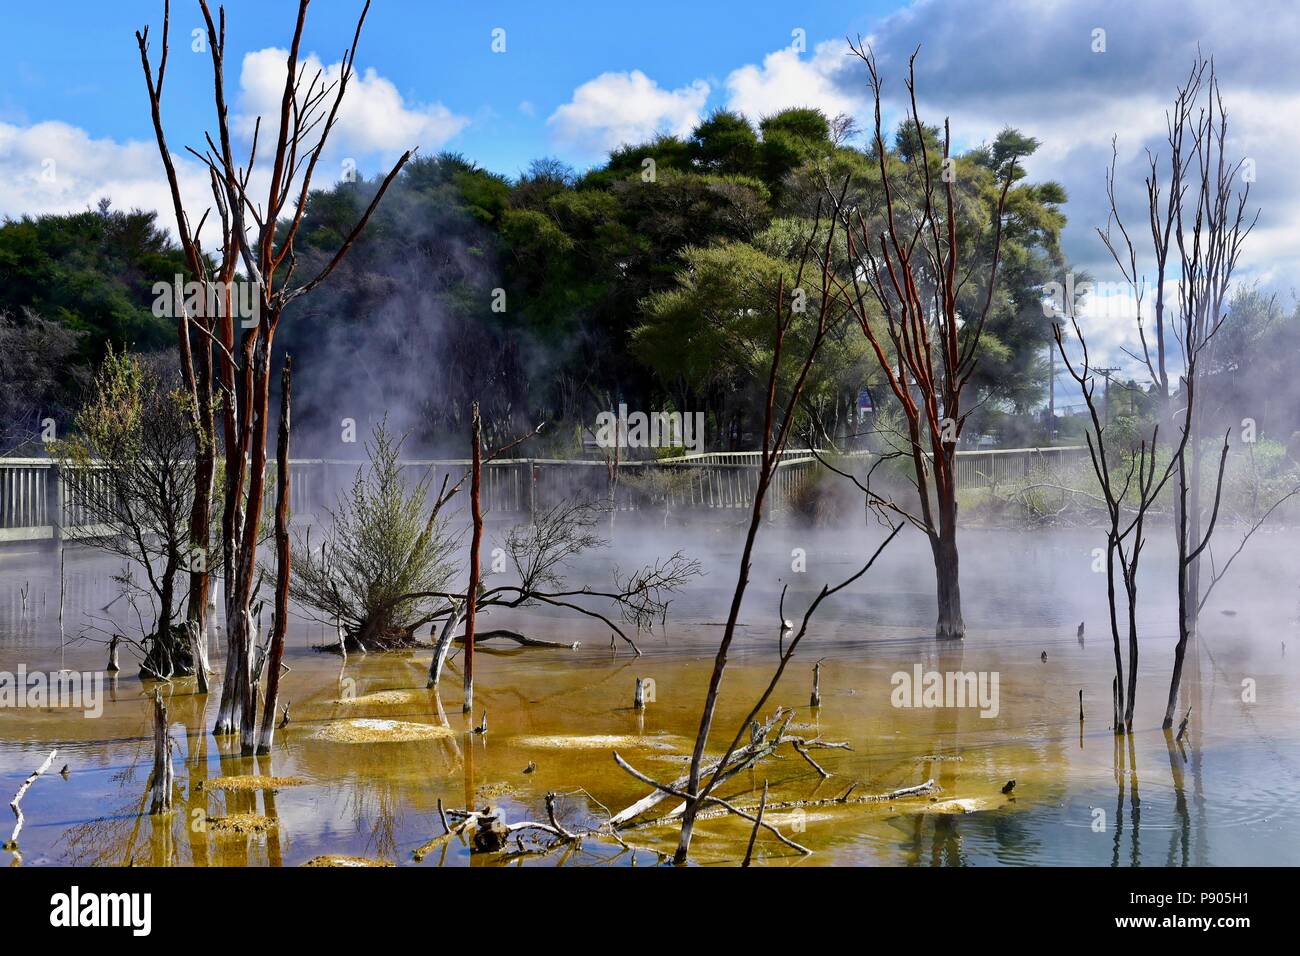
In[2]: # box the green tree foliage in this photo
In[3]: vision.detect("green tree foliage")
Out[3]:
[0,202,185,364]
[2,112,1068,455]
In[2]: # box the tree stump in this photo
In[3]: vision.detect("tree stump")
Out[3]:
[469,808,509,853]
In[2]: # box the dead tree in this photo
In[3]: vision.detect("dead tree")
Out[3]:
[416,500,700,689]
[1054,315,1176,732]
[1097,55,1256,727]
[832,45,1018,640]
[463,402,484,714]
[136,0,413,752]
[135,1,241,695]
[257,358,292,754]
[646,206,903,864]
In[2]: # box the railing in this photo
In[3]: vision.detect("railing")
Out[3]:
[0,447,1085,544]
[950,446,1090,488]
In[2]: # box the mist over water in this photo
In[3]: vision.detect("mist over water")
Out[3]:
[3,511,1297,866]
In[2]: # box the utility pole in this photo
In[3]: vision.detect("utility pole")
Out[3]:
[1096,367,1120,427]
[1047,341,1056,441]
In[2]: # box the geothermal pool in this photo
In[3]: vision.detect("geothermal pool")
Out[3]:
[2,522,1297,866]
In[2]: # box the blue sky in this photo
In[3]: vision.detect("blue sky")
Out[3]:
[2,0,1297,390]
[0,0,892,177]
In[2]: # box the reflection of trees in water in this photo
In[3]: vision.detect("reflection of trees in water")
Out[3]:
[1108,725,1142,866]
[1164,730,1192,866]
[59,683,292,866]
[340,777,404,862]
[60,751,150,866]
[327,686,467,863]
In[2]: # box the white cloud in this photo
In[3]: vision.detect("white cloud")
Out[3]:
[725,39,864,122]
[235,48,467,161]
[0,120,210,225]
[820,0,1300,376]
[547,70,710,153]
[0,52,466,236]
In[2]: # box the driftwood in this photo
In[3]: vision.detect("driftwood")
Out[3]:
[612,752,811,855]
[606,707,866,858]
[414,798,585,860]
[625,778,942,829]
[412,763,933,864]
[608,709,794,827]
[4,749,58,851]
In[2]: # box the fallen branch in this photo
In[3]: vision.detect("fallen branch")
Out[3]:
[453,629,579,650]
[626,778,941,829]
[5,749,58,851]
[612,751,811,855]
[790,739,831,778]
[607,709,793,827]
[742,780,769,867]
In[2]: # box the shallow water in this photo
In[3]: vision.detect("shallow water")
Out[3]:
[2,521,1298,866]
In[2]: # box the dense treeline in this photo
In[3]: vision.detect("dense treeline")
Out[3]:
[3,108,1298,456]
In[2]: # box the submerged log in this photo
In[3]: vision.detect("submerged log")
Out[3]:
[454,629,579,650]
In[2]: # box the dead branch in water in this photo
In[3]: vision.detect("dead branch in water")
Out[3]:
[612,752,811,855]
[453,629,579,650]
[4,749,58,852]
[608,709,794,828]
[415,798,586,859]
[628,778,942,829]
[742,780,769,867]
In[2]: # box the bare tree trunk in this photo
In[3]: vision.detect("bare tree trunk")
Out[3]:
[135,0,413,743]
[257,358,292,754]
[186,336,216,695]
[931,523,964,641]
[1184,399,1205,638]
[149,689,173,814]
[835,48,1015,648]
[463,402,483,715]
[1124,575,1139,732]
